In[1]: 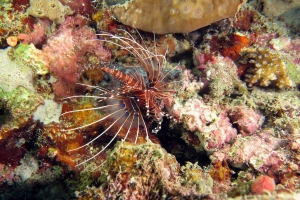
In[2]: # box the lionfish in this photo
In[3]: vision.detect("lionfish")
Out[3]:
[62,30,179,166]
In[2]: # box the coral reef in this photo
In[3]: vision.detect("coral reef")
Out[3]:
[211,129,300,188]
[36,122,105,171]
[0,151,76,199]
[0,0,300,199]
[217,130,286,170]
[0,86,43,129]
[0,85,42,167]
[181,69,205,99]
[234,3,291,36]
[268,37,300,85]
[193,32,252,98]
[198,54,247,99]
[242,47,294,89]
[17,20,49,47]
[10,43,49,75]
[33,99,62,125]
[260,0,300,17]
[0,2,32,46]
[172,99,237,152]
[42,14,111,97]
[59,0,96,18]
[243,88,300,135]
[222,32,251,60]
[0,45,48,130]
[14,154,39,181]
[76,141,213,199]
[106,0,243,34]
[228,105,264,136]
[0,43,49,171]
[27,0,74,24]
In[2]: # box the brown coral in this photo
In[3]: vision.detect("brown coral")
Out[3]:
[107,0,243,34]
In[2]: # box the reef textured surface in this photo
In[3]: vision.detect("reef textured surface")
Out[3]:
[107,0,243,34]
[0,0,300,199]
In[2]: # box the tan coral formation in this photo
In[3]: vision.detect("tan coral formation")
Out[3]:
[243,47,294,89]
[108,0,243,34]
[27,0,74,24]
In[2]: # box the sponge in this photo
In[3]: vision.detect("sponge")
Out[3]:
[27,0,74,24]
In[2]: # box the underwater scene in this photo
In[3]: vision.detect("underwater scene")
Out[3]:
[0,0,300,199]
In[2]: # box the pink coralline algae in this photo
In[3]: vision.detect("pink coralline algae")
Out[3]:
[172,99,237,152]
[211,130,295,176]
[17,19,49,47]
[42,14,111,98]
[228,105,264,136]
[181,69,205,97]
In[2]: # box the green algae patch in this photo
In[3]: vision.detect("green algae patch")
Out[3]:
[286,60,300,85]
[0,86,43,127]
[10,43,49,75]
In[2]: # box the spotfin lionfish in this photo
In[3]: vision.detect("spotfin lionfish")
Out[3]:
[62,29,180,166]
